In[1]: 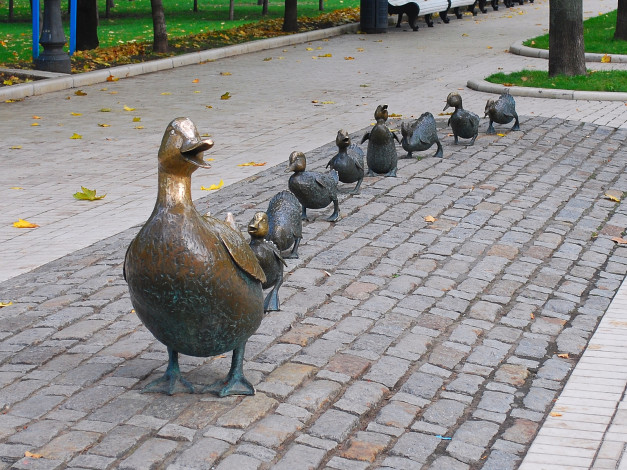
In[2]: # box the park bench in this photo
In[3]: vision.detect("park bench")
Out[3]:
[387,0,451,31]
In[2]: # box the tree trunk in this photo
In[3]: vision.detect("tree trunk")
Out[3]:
[229,0,234,20]
[616,0,627,41]
[8,0,14,21]
[151,0,168,53]
[319,0,323,11]
[193,0,198,12]
[262,0,268,15]
[105,0,114,18]
[76,0,99,50]
[548,0,586,77]
[283,0,297,31]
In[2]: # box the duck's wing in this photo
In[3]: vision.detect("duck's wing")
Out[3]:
[315,172,337,190]
[214,218,267,283]
[269,241,288,267]
[360,131,370,144]
[392,130,401,144]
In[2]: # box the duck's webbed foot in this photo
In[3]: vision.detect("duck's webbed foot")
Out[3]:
[511,117,520,131]
[385,167,398,177]
[264,278,283,312]
[434,141,444,158]
[350,178,363,195]
[283,237,301,259]
[207,343,255,397]
[301,206,310,221]
[469,133,478,146]
[486,122,496,135]
[143,349,195,395]
[326,200,340,222]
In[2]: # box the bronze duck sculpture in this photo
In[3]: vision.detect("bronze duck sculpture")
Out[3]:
[361,104,400,177]
[327,129,365,194]
[400,112,443,158]
[248,212,287,312]
[266,190,302,259]
[124,117,265,397]
[444,92,480,146]
[287,151,340,222]
[485,90,520,134]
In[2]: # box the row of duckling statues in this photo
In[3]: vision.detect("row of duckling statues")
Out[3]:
[123,89,520,396]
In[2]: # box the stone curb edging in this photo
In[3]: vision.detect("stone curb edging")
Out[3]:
[0,22,359,102]
[467,78,627,101]
[510,39,627,63]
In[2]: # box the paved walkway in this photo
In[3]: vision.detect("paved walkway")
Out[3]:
[0,0,626,468]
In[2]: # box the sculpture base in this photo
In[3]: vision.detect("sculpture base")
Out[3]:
[34,51,71,74]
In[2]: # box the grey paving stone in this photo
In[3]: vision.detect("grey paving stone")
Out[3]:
[391,432,441,463]
[309,409,359,442]
[287,380,342,412]
[422,399,467,427]
[363,355,410,388]
[242,414,303,448]
[272,444,327,470]
[428,455,470,470]
[334,381,387,416]
[400,372,444,400]
[166,437,226,469]
[214,453,262,470]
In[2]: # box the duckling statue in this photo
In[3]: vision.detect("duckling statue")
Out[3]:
[124,117,266,397]
[400,112,443,159]
[326,129,365,194]
[361,104,400,177]
[267,190,302,259]
[248,212,287,312]
[444,92,480,146]
[286,151,340,222]
[484,90,520,134]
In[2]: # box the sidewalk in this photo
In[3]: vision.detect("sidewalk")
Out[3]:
[0,0,626,468]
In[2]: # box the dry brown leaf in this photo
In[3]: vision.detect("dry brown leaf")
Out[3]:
[24,451,42,459]
[612,237,627,244]
[74,90,87,96]
[557,353,569,359]
[550,412,562,417]
[106,75,119,82]
[425,215,436,223]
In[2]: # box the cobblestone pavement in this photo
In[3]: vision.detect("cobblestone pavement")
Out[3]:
[0,114,626,469]
[1,0,626,283]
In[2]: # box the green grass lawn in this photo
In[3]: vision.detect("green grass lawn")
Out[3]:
[0,0,359,64]
[485,69,627,92]
[523,10,627,55]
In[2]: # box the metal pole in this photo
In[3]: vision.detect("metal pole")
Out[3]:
[34,0,71,73]
[32,0,40,59]
[69,0,76,55]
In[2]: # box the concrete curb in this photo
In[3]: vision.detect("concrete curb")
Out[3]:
[0,22,359,102]
[467,78,627,101]
[509,40,627,63]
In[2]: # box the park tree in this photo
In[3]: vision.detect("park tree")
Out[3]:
[548,0,586,77]
[283,0,298,31]
[616,0,627,41]
[151,0,168,52]
[76,0,99,50]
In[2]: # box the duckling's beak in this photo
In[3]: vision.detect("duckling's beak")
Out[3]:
[443,103,450,112]
[181,139,214,168]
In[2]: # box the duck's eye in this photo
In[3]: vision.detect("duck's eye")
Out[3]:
[170,130,175,135]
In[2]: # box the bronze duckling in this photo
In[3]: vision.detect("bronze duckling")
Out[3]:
[444,92,480,145]
[326,129,365,194]
[287,151,340,222]
[400,112,443,158]
[267,190,302,259]
[124,117,265,397]
[248,212,287,312]
[485,90,520,134]
[361,104,400,177]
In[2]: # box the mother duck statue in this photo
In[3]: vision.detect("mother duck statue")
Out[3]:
[124,117,266,397]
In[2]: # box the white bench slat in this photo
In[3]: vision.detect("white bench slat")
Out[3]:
[388,0,450,14]
[450,0,475,7]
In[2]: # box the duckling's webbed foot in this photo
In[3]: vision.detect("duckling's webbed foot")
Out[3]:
[469,133,478,146]
[209,343,255,397]
[301,206,310,221]
[143,348,195,395]
[434,141,444,158]
[511,116,520,131]
[350,178,363,195]
[284,237,301,259]
[264,277,283,312]
[385,167,398,177]
[486,122,496,135]
[326,200,340,222]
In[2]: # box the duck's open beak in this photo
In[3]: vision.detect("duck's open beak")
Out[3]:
[181,139,214,168]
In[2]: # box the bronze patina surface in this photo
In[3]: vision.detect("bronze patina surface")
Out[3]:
[400,111,444,159]
[444,92,480,145]
[266,190,302,259]
[361,104,400,177]
[124,117,265,396]
[327,129,365,194]
[485,90,520,134]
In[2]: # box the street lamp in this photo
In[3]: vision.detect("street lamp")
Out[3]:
[34,0,71,73]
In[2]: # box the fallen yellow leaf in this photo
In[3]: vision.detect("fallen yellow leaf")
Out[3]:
[10,187,23,190]
[318,53,332,58]
[389,113,402,118]
[530,312,535,319]
[237,162,266,167]
[73,186,106,200]
[263,57,272,61]
[486,46,493,49]
[70,133,82,139]
[132,117,141,122]
[9,145,22,149]
[100,108,111,112]
[605,193,621,202]
[425,215,436,223]
[13,218,39,228]
[497,133,506,137]
[612,237,627,244]
[106,75,119,82]
[74,90,87,96]
[31,122,39,126]
[32,115,41,119]
[0,302,13,308]
[192,78,199,83]
[134,125,144,129]
[550,412,562,417]
[221,92,231,100]
[306,47,313,51]
[98,123,110,127]
[24,451,42,459]
[200,180,224,191]
[205,105,213,109]
[344,56,355,60]
[161,92,171,95]
[123,105,135,111]
[220,72,232,76]
[462,33,469,37]
[70,112,82,116]
[321,101,335,104]
[357,48,364,52]
[601,54,611,63]
[557,353,569,358]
